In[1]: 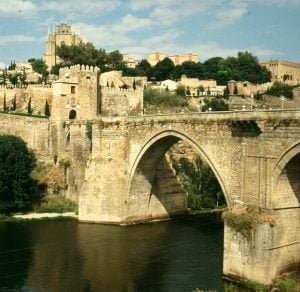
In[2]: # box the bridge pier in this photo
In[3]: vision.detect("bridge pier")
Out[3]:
[224,208,300,284]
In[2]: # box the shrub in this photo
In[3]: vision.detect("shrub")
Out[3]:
[202,98,229,112]
[144,88,187,107]
[35,195,77,213]
[265,82,293,99]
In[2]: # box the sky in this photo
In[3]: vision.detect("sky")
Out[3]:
[0,0,299,68]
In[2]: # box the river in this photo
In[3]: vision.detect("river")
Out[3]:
[0,215,224,291]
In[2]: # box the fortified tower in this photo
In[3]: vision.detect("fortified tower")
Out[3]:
[43,23,82,70]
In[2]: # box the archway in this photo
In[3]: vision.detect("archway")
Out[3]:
[69,110,77,120]
[127,130,229,221]
[273,141,300,208]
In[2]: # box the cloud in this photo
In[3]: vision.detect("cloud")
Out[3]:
[0,35,37,45]
[209,1,249,29]
[41,0,121,15]
[0,62,6,69]
[0,0,37,17]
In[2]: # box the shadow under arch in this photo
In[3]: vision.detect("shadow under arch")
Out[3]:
[126,130,230,221]
[272,140,300,208]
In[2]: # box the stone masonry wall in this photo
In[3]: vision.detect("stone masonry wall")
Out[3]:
[0,113,50,159]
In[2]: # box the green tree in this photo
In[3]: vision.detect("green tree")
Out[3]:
[153,57,175,81]
[223,85,230,99]
[199,85,205,95]
[175,85,186,96]
[8,73,18,85]
[202,98,229,112]
[173,156,226,210]
[27,97,32,114]
[0,135,38,214]
[44,99,51,116]
[11,95,17,111]
[30,59,48,83]
[265,82,293,99]
[3,93,7,112]
[234,84,238,95]
[133,79,136,90]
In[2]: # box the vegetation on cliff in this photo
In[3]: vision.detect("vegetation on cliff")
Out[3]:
[222,206,275,236]
[172,156,226,210]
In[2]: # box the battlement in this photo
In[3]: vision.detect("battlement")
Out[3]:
[101,86,144,93]
[0,84,52,89]
[59,64,100,78]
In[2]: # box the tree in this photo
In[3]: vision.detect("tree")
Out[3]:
[199,85,205,95]
[234,84,238,95]
[3,93,7,112]
[265,82,294,99]
[0,135,38,214]
[175,85,185,96]
[153,58,175,81]
[27,97,32,114]
[223,85,230,99]
[11,95,17,111]
[30,59,48,83]
[44,99,51,116]
[173,156,226,210]
[202,98,229,112]
[133,79,136,90]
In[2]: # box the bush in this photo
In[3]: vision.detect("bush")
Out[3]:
[0,135,39,214]
[265,82,294,99]
[202,98,229,112]
[144,88,187,107]
[35,195,77,213]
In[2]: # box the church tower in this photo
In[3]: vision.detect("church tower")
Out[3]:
[43,23,82,70]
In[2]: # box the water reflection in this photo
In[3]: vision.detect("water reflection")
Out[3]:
[0,216,224,291]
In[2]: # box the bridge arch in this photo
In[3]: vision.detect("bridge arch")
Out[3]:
[272,140,300,208]
[126,130,230,221]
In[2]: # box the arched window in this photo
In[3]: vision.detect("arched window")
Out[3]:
[69,110,77,119]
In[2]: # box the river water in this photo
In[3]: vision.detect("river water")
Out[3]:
[0,215,224,291]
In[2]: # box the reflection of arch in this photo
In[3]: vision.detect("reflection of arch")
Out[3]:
[128,130,230,212]
[69,110,77,119]
[272,141,300,208]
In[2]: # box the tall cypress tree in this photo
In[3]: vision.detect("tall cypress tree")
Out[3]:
[3,93,7,112]
[133,79,136,90]
[12,94,17,111]
[27,97,32,114]
[44,99,50,116]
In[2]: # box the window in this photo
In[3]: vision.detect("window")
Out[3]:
[71,86,76,94]
[69,110,77,119]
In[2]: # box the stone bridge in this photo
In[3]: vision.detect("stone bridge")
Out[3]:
[76,109,300,284]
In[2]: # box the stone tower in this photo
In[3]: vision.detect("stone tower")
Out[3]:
[43,23,82,70]
[51,64,101,122]
[50,65,100,156]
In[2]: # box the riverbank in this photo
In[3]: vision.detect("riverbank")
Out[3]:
[0,212,77,222]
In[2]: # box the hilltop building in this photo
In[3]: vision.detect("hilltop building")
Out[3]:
[147,52,199,66]
[43,23,82,70]
[122,54,139,68]
[260,59,300,85]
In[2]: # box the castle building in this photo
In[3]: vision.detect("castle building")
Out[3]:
[122,54,139,68]
[260,59,300,85]
[43,23,82,70]
[147,52,199,66]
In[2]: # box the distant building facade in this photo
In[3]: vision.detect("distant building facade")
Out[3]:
[260,59,300,85]
[147,52,199,66]
[122,54,139,68]
[169,53,199,66]
[43,23,82,70]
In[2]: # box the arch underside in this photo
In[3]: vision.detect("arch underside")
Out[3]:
[126,131,229,221]
[273,151,300,209]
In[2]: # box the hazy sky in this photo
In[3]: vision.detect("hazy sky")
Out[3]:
[0,0,299,67]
